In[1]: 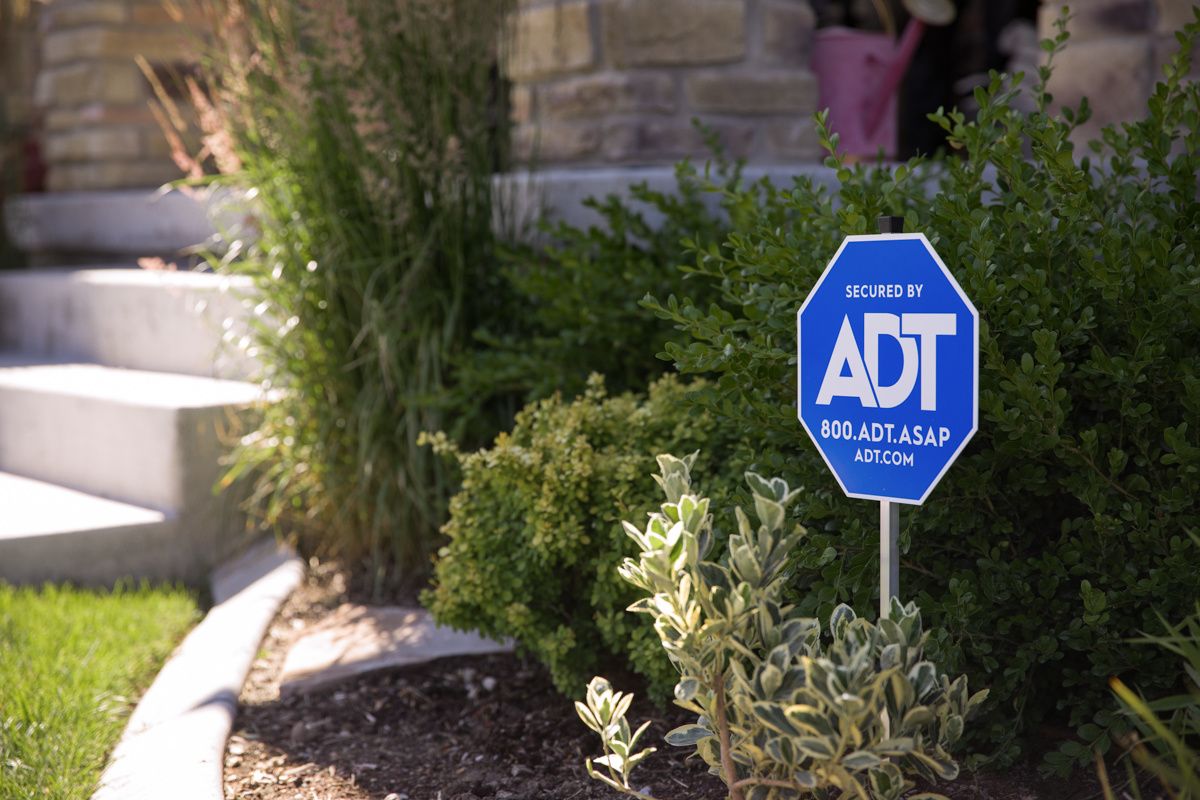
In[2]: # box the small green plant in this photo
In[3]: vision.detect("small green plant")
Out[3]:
[423,375,743,698]
[576,676,658,796]
[581,454,986,800]
[1097,603,1200,800]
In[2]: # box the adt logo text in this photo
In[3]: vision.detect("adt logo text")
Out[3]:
[817,312,957,410]
[797,234,979,504]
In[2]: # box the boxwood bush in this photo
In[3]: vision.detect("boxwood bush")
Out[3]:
[423,375,743,698]
[645,15,1200,767]
[455,154,735,409]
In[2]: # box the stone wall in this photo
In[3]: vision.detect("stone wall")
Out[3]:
[1042,0,1198,144]
[507,0,821,166]
[33,0,199,192]
[17,0,1199,194]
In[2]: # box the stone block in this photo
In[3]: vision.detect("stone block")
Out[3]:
[44,127,143,162]
[1048,36,1154,143]
[1155,0,1198,34]
[35,62,144,106]
[1038,0,1152,43]
[511,84,534,125]
[46,1,129,27]
[601,118,756,163]
[603,0,746,67]
[506,2,595,82]
[686,70,817,114]
[514,121,603,163]
[143,124,199,159]
[762,1,816,65]
[47,159,182,191]
[45,104,158,131]
[538,72,676,120]
[43,27,194,66]
[766,118,821,159]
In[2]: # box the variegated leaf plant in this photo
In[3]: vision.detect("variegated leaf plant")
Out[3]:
[579,453,988,800]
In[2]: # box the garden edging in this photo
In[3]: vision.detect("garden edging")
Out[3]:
[91,538,303,800]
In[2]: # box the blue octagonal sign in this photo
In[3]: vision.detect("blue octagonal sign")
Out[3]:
[797,233,979,505]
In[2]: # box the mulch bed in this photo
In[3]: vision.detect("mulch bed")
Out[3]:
[223,563,1098,800]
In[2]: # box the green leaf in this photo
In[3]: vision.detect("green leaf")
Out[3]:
[674,677,700,702]
[829,603,856,639]
[785,704,837,737]
[753,702,801,737]
[842,749,883,770]
[575,701,600,733]
[793,771,818,788]
[664,723,713,747]
[592,753,625,772]
[901,705,936,729]
[794,736,836,760]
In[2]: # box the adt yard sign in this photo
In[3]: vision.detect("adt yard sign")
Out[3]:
[797,230,978,505]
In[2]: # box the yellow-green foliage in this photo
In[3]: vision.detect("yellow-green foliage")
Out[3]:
[423,374,740,696]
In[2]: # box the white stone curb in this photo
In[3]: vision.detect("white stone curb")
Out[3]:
[92,539,304,800]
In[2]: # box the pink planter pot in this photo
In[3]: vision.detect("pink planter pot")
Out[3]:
[811,20,926,160]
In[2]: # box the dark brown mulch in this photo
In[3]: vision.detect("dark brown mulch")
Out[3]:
[229,651,723,800]
[223,563,1101,800]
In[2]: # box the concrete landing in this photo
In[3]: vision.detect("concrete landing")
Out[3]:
[279,604,513,695]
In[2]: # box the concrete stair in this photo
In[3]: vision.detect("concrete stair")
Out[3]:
[0,268,258,379]
[0,472,172,586]
[0,268,263,586]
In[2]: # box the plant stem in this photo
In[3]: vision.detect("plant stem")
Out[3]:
[731,777,801,791]
[601,738,623,791]
[713,671,744,800]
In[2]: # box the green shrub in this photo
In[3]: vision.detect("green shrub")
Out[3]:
[455,154,735,408]
[643,13,1200,766]
[202,0,512,584]
[580,453,987,800]
[423,375,742,697]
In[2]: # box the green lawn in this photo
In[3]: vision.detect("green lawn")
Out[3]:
[0,582,199,800]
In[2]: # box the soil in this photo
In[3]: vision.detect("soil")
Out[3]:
[223,562,1101,800]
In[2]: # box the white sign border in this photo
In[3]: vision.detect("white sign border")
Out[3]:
[796,232,980,506]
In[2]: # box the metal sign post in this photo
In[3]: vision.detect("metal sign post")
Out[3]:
[796,214,979,622]
[880,500,900,619]
[876,216,903,619]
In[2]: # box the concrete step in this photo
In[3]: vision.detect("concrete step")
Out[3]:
[0,268,260,381]
[0,471,185,586]
[4,188,224,258]
[0,356,263,512]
